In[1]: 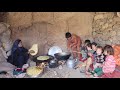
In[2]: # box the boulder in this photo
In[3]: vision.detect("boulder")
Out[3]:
[0,23,10,34]
[0,49,6,62]
[102,23,109,29]
[0,61,15,71]
[94,14,104,20]
[109,31,116,37]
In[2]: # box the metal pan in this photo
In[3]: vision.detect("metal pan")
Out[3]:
[54,52,71,60]
[32,55,54,63]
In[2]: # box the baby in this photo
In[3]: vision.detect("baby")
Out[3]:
[93,46,105,70]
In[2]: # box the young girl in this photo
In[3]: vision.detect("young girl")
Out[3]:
[92,45,116,77]
[92,42,97,59]
[80,40,91,61]
[76,43,94,74]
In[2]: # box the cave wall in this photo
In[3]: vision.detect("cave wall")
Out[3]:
[0,12,8,22]
[6,12,94,54]
[92,12,120,46]
[1,12,120,55]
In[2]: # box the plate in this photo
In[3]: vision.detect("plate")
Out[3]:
[48,46,62,57]
[26,66,43,77]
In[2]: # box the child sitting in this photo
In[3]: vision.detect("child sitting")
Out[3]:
[77,43,94,74]
[92,46,105,71]
[80,39,91,61]
[91,42,97,59]
[92,45,116,77]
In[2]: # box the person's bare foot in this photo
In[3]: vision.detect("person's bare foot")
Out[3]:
[93,73,99,78]
[93,76,99,78]
[94,73,98,76]
[85,71,91,75]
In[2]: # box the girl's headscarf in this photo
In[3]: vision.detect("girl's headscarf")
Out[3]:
[11,39,21,54]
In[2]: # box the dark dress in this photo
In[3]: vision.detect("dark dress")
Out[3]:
[7,39,29,68]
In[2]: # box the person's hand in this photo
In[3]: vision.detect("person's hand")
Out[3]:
[67,47,70,52]
[88,52,93,57]
[70,45,73,48]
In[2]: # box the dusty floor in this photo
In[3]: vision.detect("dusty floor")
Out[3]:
[25,63,87,78]
[0,60,93,78]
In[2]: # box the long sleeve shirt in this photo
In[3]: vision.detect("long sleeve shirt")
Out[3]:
[95,54,105,63]
[103,55,116,73]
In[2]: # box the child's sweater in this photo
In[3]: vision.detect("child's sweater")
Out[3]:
[103,55,116,73]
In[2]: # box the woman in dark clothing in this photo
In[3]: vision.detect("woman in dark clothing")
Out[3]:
[7,39,29,68]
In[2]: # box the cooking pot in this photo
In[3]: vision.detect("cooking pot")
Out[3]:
[48,59,59,68]
[66,58,78,69]
[54,52,71,60]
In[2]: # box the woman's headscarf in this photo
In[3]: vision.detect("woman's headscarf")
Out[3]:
[11,39,21,54]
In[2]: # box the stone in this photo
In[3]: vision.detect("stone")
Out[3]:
[1,29,11,43]
[93,27,100,32]
[116,36,120,41]
[98,25,102,29]
[113,17,120,22]
[117,31,120,36]
[29,61,36,66]
[104,13,114,19]
[116,22,120,25]
[0,23,10,34]
[108,24,113,28]
[105,27,112,32]
[33,12,54,24]
[102,23,109,29]
[101,40,106,46]
[94,14,104,20]
[102,31,109,36]
[113,24,120,30]
[0,49,6,62]
[53,71,57,76]
[102,35,109,41]
[95,19,101,25]
[109,19,113,22]
[110,31,116,36]
[112,40,119,45]
[98,38,103,42]
[105,41,112,45]
[59,65,63,70]
[92,31,97,36]
[99,22,104,26]
[7,12,32,28]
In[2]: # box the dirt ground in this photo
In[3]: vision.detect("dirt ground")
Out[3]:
[0,60,94,78]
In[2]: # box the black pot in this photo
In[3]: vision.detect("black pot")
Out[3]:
[54,52,71,60]
[48,59,59,68]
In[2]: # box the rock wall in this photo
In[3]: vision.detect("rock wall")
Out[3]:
[92,12,120,46]
[6,12,94,54]
[0,12,8,22]
[2,12,120,54]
